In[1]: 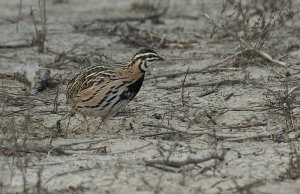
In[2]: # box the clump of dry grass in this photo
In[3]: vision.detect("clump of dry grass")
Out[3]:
[208,0,293,50]
[286,142,300,179]
[0,79,52,193]
[265,73,299,135]
[221,0,292,39]
[204,0,293,71]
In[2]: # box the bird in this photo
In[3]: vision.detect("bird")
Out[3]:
[66,48,164,131]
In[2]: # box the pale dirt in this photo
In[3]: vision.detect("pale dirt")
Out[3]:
[1,0,300,194]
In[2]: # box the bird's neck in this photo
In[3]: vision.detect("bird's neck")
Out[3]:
[124,59,145,74]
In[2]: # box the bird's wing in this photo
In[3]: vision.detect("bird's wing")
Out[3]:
[67,65,114,100]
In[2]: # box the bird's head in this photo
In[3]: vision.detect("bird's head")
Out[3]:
[131,48,164,72]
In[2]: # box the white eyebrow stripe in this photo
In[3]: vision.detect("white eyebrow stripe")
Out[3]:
[133,53,157,60]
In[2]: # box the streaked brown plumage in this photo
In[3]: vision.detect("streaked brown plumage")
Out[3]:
[67,48,164,130]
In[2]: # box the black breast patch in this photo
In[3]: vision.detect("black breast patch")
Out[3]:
[120,74,145,101]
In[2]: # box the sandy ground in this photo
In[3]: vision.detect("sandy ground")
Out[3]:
[1,0,300,193]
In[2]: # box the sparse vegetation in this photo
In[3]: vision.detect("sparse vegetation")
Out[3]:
[30,0,47,53]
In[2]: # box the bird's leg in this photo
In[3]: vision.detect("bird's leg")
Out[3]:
[75,109,89,133]
[65,113,72,131]
[82,114,89,132]
[95,113,113,132]
[103,119,112,131]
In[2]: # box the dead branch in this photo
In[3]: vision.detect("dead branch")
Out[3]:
[47,46,116,68]
[221,106,270,112]
[226,129,284,142]
[140,132,176,138]
[143,123,243,139]
[254,49,287,67]
[147,48,287,80]
[57,137,115,148]
[144,122,284,144]
[144,153,222,168]
[73,5,168,29]
[0,39,33,48]
[146,164,180,173]
[197,88,218,97]
[287,86,300,96]
[110,23,168,48]
[222,122,267,129]
[157,79,261,90]
[113,142,153,155]
[147,50,244,80]
[0,92,52,105]
[181,67,189,106]
[0,144,70,156]
[52,81,60,113]
[46,166,96,183]
[0,137,116,156]
[16,0,23,31]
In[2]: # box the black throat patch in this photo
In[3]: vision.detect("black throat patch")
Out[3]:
[127,74,145,100]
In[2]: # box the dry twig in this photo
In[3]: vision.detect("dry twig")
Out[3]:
[73,5,168,29]
[0,39,33,49]
[148,48,287,80]
[181,67,190,106]
[0,144,69,156]
[226,129,284,142]
[144,153,222,168]
[158,78,260,90]
[143,123,242,139]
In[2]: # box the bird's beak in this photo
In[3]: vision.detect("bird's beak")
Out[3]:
[158,56,164,61]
